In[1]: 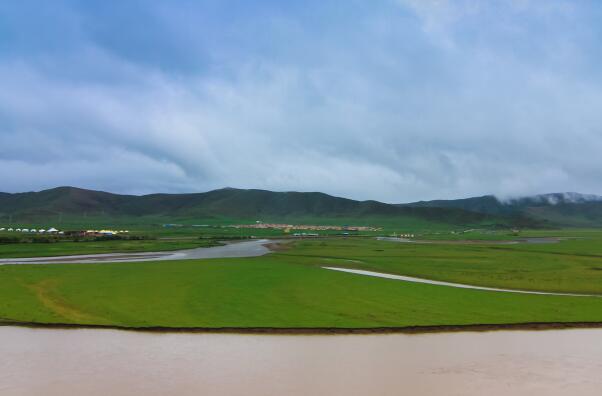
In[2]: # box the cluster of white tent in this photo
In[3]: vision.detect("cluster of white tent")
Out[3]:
[85,229,129,236]
[0,227,63,235]
[390,233,415,238]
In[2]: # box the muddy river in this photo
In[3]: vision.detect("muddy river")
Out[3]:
[0,239,273,265]
[1,326,601,396]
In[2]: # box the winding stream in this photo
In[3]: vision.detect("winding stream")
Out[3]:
[323,267,601,297]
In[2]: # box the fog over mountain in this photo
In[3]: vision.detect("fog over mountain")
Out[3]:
[499,192,602,205]
[403,191,602,227]
[2,1,602,202]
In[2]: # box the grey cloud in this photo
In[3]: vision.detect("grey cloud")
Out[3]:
[1,1,602,202]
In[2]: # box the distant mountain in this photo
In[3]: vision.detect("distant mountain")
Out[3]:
[403,192,602,227]
[0,186,540,228]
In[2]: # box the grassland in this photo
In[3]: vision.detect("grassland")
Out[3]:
[283,236,602,294]
[0,217,489,259]
[1,230,602,330]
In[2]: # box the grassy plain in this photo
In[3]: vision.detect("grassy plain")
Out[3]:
[284,236,602,294]
[1,230,602,329]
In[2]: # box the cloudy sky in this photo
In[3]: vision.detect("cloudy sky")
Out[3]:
[1,0,601,203]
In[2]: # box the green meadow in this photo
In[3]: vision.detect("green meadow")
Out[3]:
[1,230,602,329]
[284,237,602,294]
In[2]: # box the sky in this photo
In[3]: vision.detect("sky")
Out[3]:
[1,0,602,203]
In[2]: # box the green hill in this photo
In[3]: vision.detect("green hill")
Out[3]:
[403,192,602,227]
[0,186,538,228]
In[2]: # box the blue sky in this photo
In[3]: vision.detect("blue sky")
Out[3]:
[1,0,601,202]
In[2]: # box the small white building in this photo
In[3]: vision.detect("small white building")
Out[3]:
[30,229,37,233]
[21,229,29,232]
[47,227,59,233]
[0,227,5,231]
[7,228,13,232]
[38,229,46,233]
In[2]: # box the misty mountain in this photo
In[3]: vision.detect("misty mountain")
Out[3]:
[403,193,602,227]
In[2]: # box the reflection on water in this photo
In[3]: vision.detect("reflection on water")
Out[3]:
[1,326,601,396]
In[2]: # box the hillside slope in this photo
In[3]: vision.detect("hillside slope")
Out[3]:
[403,193,602,227]
[0,187,537,228]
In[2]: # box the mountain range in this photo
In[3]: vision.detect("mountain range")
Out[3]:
[402,192,602,227]
[0,187,601,228]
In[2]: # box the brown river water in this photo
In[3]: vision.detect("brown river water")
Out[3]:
[1,326,601,396]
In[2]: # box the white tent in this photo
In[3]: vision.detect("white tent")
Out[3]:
[47,227,59,233]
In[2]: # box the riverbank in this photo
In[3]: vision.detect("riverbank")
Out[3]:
[3,319,602,334]
[0,237,224,258]
[0,238,276,264]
